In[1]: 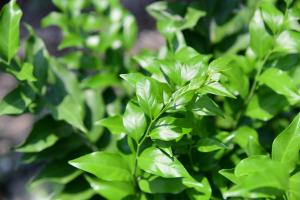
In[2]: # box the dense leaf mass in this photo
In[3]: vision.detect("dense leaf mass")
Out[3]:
[1,0,300,199]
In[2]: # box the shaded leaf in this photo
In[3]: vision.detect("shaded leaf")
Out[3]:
[17,116,71,152]
[0,85,35,116]
[258,68,300,104]
[85,176,134,200]
[138,177,185,194]
[197,138,227,152]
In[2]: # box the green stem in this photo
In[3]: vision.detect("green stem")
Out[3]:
[132,103,170,179]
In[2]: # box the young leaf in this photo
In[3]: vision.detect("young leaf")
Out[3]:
[138,147,189,178]
[272,112,300,172]
[0,0,22,62]
[123,101,147,142]
[69,152,133,182]
[136,78,163,118]
[249,9,273,58]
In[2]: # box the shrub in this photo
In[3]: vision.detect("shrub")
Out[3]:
[1,0,300,199]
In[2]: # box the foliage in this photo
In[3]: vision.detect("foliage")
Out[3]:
[1,0,300,199]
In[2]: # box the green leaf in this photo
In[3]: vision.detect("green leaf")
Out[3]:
[170,88,195,111]
[30,160,81,188]
[233,126,264,156]
[136,78,163,119]
[41,12,67,30]
[260,1,284,34]
[59,32,83,49]
[13,62,37,82]
[69,152,133,182]
[24,25,49,92]
[123,101,147,142]
[85,176,134,200]
[272,113,300,172]
[181,7,206,30]
[49,95,86,132]
[80,73,119,89]
[84,89,105,142]
[275,30,300,54]
[96,115,125,135]
[184,177,212,200]
[53,177,95,200]
[122,14,137,48]
[150,117,191,141]
[0,85,35,116]
[224,155,289,198]
[52,0,87,14]
[138,147,189,178]
[249,9,273,58]
[159,54,206,87]
[197,138,227,152]
[214,58,249,98]
[289,172,300,200]
[191,95,224,117]
[284,0,293,7]
[246,88,288,121]
[0,0,22,62]
[17,116,71,152]
[219,168,238,184]
[138,177,185,194]
[258,68,300,104]
[120,73,145,88]
[200,82,235,98]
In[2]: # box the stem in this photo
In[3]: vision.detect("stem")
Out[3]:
[132,103,171,178]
